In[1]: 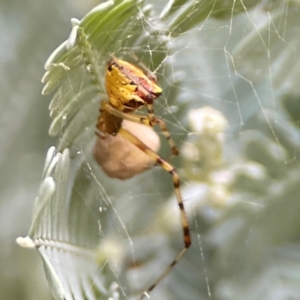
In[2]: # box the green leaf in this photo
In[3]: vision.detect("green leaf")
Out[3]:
[22,1,300,300]
[160,0,263,36]
[18,148,110,300]
[42,0,143,150]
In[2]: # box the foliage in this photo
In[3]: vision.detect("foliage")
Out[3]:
[14,0,300,300]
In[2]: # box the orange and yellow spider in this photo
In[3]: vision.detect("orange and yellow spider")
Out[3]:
[94,56,191,299]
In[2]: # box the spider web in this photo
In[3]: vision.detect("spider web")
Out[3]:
[18,1,300,300]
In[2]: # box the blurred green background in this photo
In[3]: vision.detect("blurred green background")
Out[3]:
[0,1,97,299]
[2,1,300,300]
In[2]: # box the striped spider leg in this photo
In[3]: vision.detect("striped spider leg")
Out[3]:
[95,57,191,298]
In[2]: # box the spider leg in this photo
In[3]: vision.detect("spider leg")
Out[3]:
[146,103,179,156]
[119,128,191,299]
[102,102,179,156]
[155,117,179,156]
[146,102,155,125]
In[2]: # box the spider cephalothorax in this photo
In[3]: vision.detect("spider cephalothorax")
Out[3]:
[105,57,162,112]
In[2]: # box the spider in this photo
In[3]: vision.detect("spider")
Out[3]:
[95,56,191,299]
